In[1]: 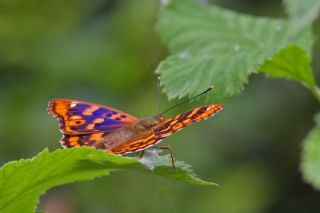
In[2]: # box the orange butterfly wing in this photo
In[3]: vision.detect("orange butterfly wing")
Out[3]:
[48,99,138,135]
[48,99,139,148]
[107,104,224,154]
[60,132,108,148]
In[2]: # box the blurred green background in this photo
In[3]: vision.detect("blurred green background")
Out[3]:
[0,0,319,212]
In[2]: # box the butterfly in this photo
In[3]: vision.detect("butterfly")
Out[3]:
[48,99,223,165]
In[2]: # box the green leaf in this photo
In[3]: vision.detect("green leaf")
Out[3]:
[283,0,320,33]
[301,113,320,189]
[0,148,215,213]
[260,45,316,91]
[155,0,313,100]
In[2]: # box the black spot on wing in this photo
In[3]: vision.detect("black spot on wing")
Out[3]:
[178,115,187,123]
[200,106,208,111]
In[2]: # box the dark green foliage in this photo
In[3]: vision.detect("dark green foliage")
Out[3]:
[156,0,313,100]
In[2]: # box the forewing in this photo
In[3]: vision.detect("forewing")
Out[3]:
[107,104,224,154]
[48,99,138,135]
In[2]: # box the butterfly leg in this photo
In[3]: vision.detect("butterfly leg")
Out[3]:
[156,146,176,168]
[137,150,145,159]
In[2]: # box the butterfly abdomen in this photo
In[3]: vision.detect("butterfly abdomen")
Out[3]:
[103,127,139,148]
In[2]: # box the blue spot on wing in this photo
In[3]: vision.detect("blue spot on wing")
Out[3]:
[66,103,128,133]
[66,104,89,116]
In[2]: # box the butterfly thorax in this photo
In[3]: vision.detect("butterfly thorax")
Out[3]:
[101,116,163,149]
[134,116,163,131]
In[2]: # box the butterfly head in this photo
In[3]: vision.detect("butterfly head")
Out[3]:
[135,116,164,131]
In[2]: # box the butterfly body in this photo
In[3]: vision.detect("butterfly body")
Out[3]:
[134,116,163,131]
[101,117,162,149]
[48,99,223,155]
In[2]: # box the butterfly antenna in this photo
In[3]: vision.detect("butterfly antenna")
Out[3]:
[160,86,214,116]
[157,75,161,114]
